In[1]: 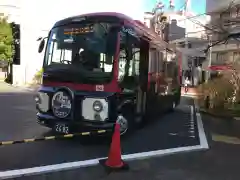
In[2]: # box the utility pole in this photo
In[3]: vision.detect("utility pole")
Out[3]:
[183,0,189,84]
[207,35,212,82]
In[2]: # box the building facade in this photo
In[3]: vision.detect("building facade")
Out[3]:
[163,10,208,85]
[204,0,240,69]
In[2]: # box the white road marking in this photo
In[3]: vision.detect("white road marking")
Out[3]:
[0,102,209,179]
[194,99,209,149]
[189,126,194,130]
[169,133,178,136]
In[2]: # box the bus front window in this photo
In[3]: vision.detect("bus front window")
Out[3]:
[44,22,119,81]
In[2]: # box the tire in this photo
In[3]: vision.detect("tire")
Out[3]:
[135,114,145,129]
[169,99,176,112]
[118,105,136,137]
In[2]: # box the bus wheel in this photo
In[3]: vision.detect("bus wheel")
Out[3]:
[116,115,129,135]
[117,109,136,137]
[135,115,145,128]
[169,101,176,112]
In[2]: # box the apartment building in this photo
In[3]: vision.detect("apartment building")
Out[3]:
[161,10,207,85]
[205,0,240,67]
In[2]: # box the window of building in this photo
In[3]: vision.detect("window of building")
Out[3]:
[178,42,185,48]
[216,52,227,64]
[233,52,240,62]
[231,7,240,17]
[220,11,230,19]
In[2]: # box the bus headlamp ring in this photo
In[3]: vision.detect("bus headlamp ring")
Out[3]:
[93,100,103,112]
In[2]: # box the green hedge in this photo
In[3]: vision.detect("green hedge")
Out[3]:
[33,68,43,84]
[198,76,234,109]
[197,74,240,117]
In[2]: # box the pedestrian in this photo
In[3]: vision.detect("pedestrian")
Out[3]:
[184,77,190,93]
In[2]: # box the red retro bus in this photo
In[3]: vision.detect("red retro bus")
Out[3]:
[36,12,181,136]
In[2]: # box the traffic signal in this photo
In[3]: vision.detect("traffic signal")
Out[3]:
[10,22,20,65]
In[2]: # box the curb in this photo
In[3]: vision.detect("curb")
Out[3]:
[234,117,240,121]
[8,84,38,92]
[199,108,240,121]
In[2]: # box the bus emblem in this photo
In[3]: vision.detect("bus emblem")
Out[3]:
[96,85,104,91]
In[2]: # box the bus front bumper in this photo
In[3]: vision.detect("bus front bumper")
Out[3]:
[36,113,115,134]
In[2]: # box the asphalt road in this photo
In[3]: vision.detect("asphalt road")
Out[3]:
[0,86,200,174]
[16,142,240,180]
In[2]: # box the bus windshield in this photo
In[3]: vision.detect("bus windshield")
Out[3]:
[44,22,118,81]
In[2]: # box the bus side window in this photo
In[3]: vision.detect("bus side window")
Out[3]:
[149,48,158,78]
[129,48,140,76]
[158,52,164,73]
[118,30,140,81]
[149,48,154,76]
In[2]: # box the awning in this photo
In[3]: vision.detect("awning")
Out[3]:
[208,65,233,71]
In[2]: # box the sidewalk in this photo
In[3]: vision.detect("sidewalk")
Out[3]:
[181,87,201,98]
[0,82,39,92]
[201,113,240,142]
[0,81,24,92]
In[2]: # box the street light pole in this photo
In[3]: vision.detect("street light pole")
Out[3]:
[207,35,212,82]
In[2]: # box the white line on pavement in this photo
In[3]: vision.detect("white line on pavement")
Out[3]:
[0,103,209,179]
[0,145,206,180]
[194,99,209,149]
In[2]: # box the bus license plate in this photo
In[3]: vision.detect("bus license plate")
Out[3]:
[55,123,69,134]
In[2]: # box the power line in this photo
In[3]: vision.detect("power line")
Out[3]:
[178,0,237,22]
[185,0,240,36]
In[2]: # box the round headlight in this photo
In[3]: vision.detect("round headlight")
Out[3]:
[93,100,103,112]
[36,92,49,112]
[52,91,72,118]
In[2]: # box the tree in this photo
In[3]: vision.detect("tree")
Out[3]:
[0,16,14,63]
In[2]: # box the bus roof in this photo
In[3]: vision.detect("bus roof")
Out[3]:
[52,12,175,52]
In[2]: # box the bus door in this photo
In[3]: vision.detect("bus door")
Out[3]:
[145,47,159,114]
[136,39,149,117]
[163,60,180,109]
[155,51,168,111]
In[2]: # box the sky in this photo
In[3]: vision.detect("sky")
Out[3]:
[144,0,206,14]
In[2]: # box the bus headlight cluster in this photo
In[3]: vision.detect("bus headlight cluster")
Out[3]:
[93,100,103,112]
[35,92,49,112]
[52,91,72,118]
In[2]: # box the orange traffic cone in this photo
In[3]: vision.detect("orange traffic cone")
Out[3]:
[99,122,129,171]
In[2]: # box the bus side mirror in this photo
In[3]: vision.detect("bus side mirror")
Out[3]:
[38,39,45,53]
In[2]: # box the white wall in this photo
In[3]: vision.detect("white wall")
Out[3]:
[0,0,20,23]
[14,0,145,85]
